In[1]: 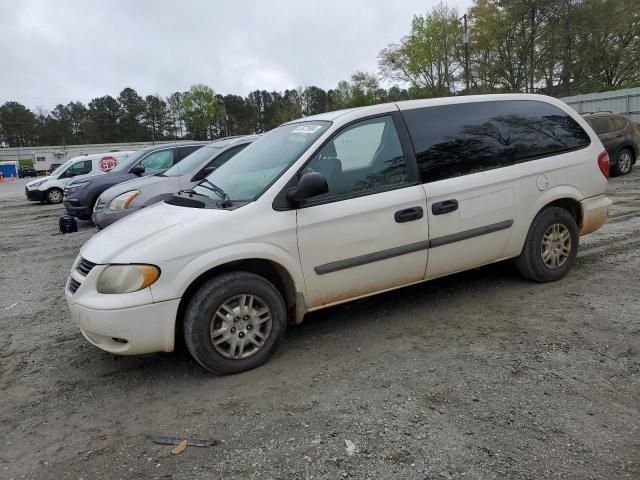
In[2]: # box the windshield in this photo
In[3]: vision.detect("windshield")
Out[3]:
[109,149,147,173]
[50,159,74,176]
[164,144,222,177]
[192,121,330,202]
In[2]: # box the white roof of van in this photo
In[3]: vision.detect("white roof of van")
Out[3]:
[286,93,562,124]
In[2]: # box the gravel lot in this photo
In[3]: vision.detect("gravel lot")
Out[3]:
[1,172,639,480]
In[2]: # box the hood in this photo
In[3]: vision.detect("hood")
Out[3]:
[70,171,135,188]
[26,176,51,187]
[81,201,228,263]
[99,174,173,202]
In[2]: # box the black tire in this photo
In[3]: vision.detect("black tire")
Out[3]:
[611,148,634,177]
[183,272,287,374]
[515,206,579,283]
[46,188,63,204]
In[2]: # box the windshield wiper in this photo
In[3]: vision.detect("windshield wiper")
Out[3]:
[198,180,232,207]
[178,188,208,198]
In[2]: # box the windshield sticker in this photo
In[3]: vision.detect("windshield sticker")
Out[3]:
[292,124,323,134]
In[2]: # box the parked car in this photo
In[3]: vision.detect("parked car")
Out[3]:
[93,136,258,229]
[18,166,38,178]
[24,151,133,204]
[66,94,611,374]
[63,142,209,220]
[582,112,639,176]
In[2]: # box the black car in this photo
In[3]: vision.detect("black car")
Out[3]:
[18,166,38,178]
[583,112,639,176]
[63,142,209,220]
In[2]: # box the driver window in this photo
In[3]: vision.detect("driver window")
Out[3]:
[141,149,174,171]
[65,160,92,177]
[302,115,408,201]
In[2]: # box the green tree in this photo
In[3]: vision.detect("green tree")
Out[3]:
[0,101,37,147]
[379,4,463,97]
[167,92,186,139]
[118,87,147,141]
[144,95,169,142]
[86,95,120,143]
[182,84,223,139]
[573,0,640,91]
[301,86,328,115]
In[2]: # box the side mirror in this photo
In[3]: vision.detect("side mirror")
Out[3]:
[190,166,216,182]
[130,165,145,175]
[286,172,328,204]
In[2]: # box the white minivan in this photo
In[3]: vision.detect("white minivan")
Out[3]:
[65,94,612,374]
[25,151,133,204]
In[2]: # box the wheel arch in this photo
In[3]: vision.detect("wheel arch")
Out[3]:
[511,188,584,256]
[175,258,302,347]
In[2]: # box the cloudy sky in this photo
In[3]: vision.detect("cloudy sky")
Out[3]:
[1,0,472,110]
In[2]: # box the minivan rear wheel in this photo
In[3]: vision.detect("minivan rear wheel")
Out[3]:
[515,206,578,282]
[183,272,287,374]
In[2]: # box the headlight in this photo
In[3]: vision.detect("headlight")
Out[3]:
[65,181,91,194]
[109,191,140,211]
[30,180,46,188]
[97,264,160,294]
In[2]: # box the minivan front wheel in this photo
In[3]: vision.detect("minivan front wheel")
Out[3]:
[183,272,287,374]
[515,207,578,282]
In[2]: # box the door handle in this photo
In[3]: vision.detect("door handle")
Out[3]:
[616,133,623,137]
[432,199,458,215]
[394,207,424,223]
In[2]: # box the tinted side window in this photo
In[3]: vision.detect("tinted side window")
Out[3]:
[403,100,591,183]
[207,144,248,170]
[591,117,615,134]
[140,149,174,171]
[612,118,627,131]
[68,160,92,175]
[177,145,202,161]
[302,115,409,202]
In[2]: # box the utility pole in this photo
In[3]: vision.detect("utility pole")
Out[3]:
[463,13,470,93]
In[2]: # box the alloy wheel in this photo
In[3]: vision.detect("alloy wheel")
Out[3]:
[209,294,273,359]
[541,223,571,269]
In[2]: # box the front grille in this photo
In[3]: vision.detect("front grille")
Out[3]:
[68,277,81,294]
[94,199,106,212]
[76,257,96,276]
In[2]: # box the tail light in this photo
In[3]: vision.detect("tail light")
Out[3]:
[597,151,610,178]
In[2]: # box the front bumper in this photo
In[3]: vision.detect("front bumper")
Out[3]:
[63,198,93,219]
[92,206,135,228]
[25,187,45,202]
[580,194,612,235]
[67,299,179,355]
[65,259,180,355]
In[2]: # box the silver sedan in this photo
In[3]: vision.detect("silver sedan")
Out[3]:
[92,135,259,228]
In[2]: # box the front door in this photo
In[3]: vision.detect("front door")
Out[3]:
[295,114,429,309]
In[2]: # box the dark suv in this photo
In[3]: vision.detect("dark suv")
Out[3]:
[63,142,209,220]
[18,166,38,178]
[583,112,639,176]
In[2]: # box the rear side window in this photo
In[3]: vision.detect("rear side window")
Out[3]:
[590,117,615,135]
[612,118,628,131]
[206,144,248,170]
[403,100,591,183]
[177,145,202,161]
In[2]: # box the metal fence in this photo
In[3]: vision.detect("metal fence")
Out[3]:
[560,87,640,123]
